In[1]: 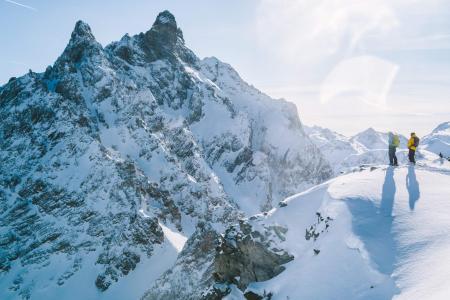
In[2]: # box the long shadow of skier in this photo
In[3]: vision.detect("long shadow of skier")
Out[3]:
[380,166,396,217]
[406,165,420,211]
[345,167,398,276]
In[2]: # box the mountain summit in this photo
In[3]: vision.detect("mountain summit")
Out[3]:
[151,10,180,37]
[71,20,96,42]
[141,10,186,59]
[53,19,103,72]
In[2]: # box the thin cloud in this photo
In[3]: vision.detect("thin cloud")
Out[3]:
[320,55,399,108]
[256,0,398,63]
[4,0,37,11]
[365,34,450,51]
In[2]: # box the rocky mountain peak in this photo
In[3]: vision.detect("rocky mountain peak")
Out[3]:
[154,10,177,28]
[147,10,182,43]
[139,10,186,61]
[70,20,97,45]
[53,20,102,69]
[105,10,198,65]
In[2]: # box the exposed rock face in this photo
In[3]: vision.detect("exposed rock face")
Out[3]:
[0,10,330,299]
[54,20,103,70]
[142,223,221,300]
[142,10,184,59]
[213,221,293,291]
[144,220,293,300]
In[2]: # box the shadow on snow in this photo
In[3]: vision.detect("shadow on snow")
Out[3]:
[406,165,420,211]
[345,167,398,275]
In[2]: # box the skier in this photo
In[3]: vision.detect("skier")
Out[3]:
[439,152,445,165]
[407,132,419,165]
[388,132,399,166]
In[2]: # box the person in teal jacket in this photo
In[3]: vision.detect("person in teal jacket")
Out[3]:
[388,132,399,166]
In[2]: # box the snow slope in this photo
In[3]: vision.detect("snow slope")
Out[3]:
[234,165,450,299]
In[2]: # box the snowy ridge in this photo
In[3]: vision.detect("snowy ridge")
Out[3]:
[226,165,450,299]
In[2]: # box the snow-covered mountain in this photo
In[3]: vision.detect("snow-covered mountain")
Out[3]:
[0,11,331,299]
[2,9,450,300]
[350,128,408,151]
[217,165,450,299]
[422,122,450,157]
[305,126,410,174]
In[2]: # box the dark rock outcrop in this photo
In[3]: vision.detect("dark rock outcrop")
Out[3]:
[213,221,293,293]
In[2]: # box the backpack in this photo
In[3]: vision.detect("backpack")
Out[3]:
[413,136,420,147]
[392,135,400,147]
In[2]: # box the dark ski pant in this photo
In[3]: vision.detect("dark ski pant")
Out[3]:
[408,149,416,164]
[389,146,398,165]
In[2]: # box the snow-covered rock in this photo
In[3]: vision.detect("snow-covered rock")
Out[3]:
[0,10,331,299]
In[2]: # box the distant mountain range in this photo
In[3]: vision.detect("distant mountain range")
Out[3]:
[305,123,449,174]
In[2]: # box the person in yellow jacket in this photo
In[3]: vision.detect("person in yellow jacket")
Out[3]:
[407,132,420,164]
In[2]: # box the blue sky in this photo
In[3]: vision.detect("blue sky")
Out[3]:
[1,0,449,136]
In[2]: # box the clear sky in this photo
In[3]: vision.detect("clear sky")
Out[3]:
[1,0,449,136]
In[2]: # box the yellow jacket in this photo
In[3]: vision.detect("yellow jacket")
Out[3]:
[408,136,416,150]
